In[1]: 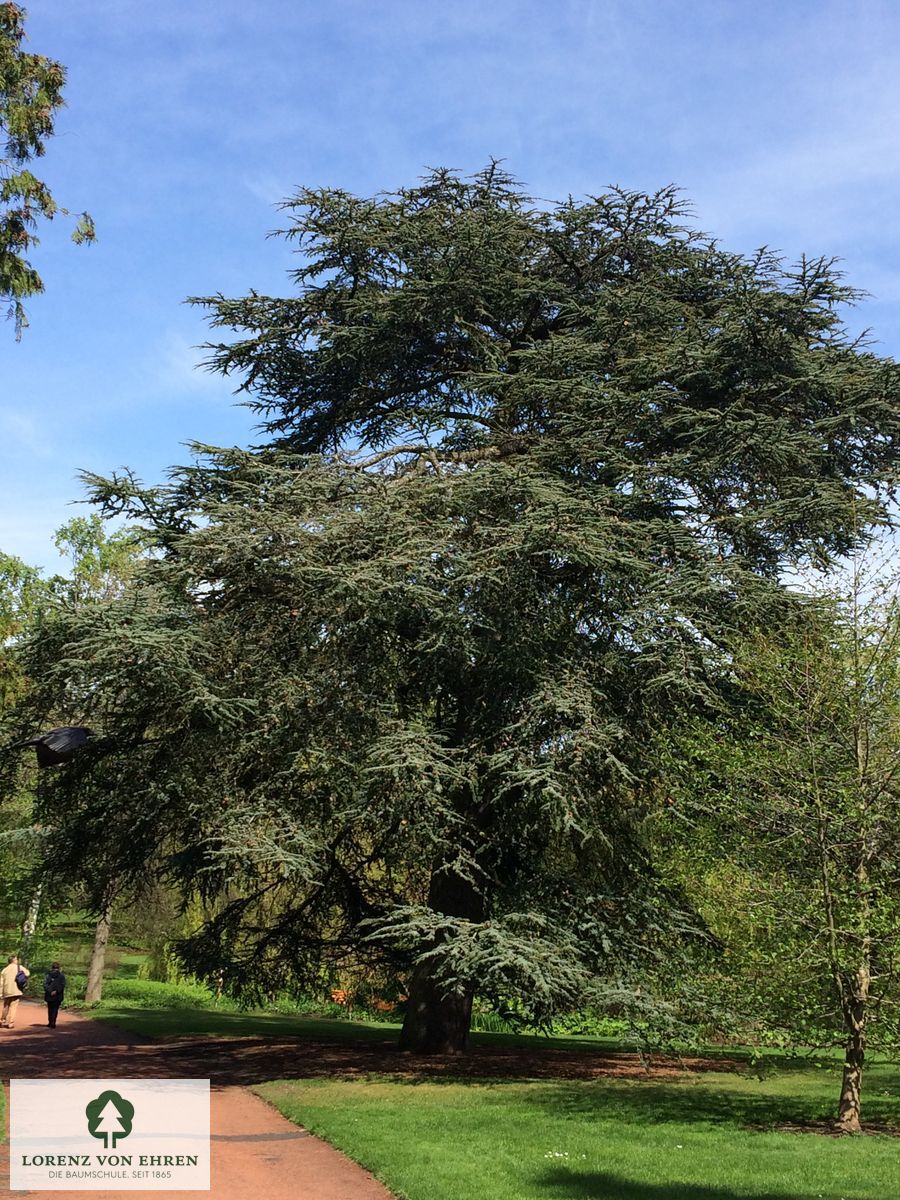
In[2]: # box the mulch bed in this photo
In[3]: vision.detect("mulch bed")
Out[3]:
[0,1002,740,1087]
[749,1120,900,1138]
[157,1035,743,1086]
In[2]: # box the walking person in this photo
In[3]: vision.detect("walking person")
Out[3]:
[0,954,30,1028]
[44,961,65,1028]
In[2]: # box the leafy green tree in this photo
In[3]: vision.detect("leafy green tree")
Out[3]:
[21,166,900,1053]
[49,516,144,999]
[0,550,51,954]
[0,519,143,979]
[1,1,94,335]
[51,514,145,604]
[1,519,142,716]
[661,548,900,1132]
[0,549,47,706]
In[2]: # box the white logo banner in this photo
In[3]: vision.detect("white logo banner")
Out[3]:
[10,1078,210,1190]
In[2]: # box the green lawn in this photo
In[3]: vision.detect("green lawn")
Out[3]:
[255,1066,900,1200]
[7,913,148,983]
[86,1002,403,1041]
[83,987,635,1053]
[76,977,900,1198]
[83,999,626,1054]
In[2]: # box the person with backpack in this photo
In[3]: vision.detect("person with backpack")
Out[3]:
[0,954,30,1028]
[43,962,65,1028]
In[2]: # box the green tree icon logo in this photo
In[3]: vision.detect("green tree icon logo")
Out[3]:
[85,1090,135,1149]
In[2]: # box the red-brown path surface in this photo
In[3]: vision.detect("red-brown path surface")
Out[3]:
[0,1000,393,1200]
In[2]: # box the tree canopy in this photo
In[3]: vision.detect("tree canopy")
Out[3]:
[17,166,900,1053]
[0,1,94,335]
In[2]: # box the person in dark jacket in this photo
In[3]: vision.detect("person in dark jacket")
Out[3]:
[43,962,65,1028]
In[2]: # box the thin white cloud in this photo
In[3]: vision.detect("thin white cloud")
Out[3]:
[242,173,293,210]
[156,330,224,395]
[0,409,55,460]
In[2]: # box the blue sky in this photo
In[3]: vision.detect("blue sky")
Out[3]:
[4,0,900,568]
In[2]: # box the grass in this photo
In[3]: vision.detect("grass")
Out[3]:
[29,916,900,1197]
[86,1001,404,1041]
[4,913,148,985]
[83,986,900,1199]
[255,1065,900,1200]
[82,994,616,1051]
[78,994,862,1074]
[81,979,637,1051]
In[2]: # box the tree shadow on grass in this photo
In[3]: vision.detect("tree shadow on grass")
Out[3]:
[521,1080,821,1129]
[515,1077,900,1135]
[108,961,142,978]
[537,1169,811,1200]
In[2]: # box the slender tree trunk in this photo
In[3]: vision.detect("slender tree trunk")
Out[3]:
[836,964,869,1134]
[399,865,485,1055]
[831,642,874,1136]
[84,895,114,1004]
[20,878,43,961]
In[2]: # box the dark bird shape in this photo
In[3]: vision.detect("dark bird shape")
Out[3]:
[4,726,94,766]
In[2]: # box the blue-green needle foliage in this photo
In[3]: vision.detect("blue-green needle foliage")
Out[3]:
[16,166,900,1052]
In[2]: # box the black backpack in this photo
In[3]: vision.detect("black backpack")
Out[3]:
[15,969,28,991]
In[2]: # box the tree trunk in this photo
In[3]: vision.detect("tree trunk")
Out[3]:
[20,878,43,962]
[84,896,114,1004]
[836,967,869,1134]
[399,865,485,1055]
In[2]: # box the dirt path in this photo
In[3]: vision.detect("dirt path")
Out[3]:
[0,1000,393,1199]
